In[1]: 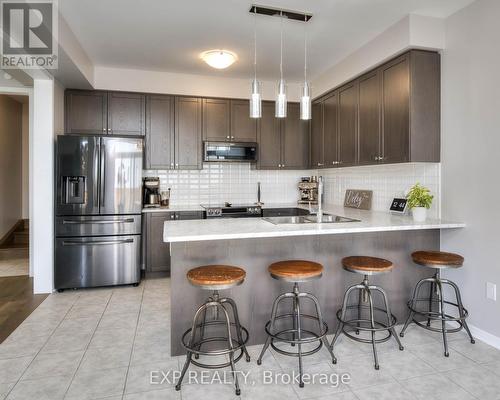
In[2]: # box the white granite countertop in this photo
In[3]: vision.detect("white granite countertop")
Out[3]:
[163,204,465,243]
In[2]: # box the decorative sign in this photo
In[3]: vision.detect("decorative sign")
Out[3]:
[344,189,373,210]
[390,198,408,214]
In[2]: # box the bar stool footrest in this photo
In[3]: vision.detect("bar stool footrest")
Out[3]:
[336,305,397,344]
[180,320,249,369]
[264,313,328,358]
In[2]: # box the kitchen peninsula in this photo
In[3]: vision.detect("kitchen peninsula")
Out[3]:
[164,205,464,355]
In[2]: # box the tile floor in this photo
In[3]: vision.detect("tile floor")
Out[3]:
[1,277,500,400]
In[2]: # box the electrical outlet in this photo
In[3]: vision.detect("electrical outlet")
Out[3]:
[486,282,497,301]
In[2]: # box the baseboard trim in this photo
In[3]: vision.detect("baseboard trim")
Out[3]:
[469,324,500,350]
[0,220,24,246]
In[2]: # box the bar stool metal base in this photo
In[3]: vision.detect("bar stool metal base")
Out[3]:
[175,291,250,396]
[330,275,404,370]
[257,282,336,388]
[400,271,475,357]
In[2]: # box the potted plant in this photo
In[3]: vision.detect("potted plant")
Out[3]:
[406,183,433,222]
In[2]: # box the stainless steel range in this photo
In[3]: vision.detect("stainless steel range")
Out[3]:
[201,203,262,218]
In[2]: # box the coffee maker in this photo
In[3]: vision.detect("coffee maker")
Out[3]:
[298,176,319,205]
[143,177,161,208]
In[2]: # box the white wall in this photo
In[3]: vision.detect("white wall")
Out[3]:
[441,0,500,339]
[31,79,54,293]
[21,102,29,218]
[0,95,23,238]
[94,66,302,101]
[312,15,446,98]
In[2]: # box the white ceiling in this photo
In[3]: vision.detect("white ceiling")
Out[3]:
[60,0,474,82]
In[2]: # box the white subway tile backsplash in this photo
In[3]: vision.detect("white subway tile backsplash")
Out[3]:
[321,163,441,218]
[144,162,440,217]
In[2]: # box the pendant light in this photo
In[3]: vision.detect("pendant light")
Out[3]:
[275,11,287,118]
[300,13,311,120]
[250,6,261,118]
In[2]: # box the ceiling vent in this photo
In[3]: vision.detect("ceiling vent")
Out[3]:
[249,5,312,22]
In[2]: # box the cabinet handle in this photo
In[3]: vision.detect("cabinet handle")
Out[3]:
[282,164,285,168]
[317,163,324,167]
[226,136,230,139]
[102,128,106,132]
[170,162,174,167]
[107,128,112,132]
[175,163,179,168]
[231,136,235,139]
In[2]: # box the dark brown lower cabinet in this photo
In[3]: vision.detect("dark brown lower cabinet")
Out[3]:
[143,211,203,273]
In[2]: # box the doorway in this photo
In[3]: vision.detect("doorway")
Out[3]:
[0,94,29,278]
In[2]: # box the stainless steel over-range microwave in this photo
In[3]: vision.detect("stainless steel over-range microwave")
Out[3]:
[203,141,258,162]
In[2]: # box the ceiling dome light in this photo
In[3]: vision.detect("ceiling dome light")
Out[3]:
[200,50,237,69]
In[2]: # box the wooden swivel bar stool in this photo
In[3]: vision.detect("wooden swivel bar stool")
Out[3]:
[175,265,250,396]
[330,256,404,370]
[257,260,336,388]
[400,251,475,357]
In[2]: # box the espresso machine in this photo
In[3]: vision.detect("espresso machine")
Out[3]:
[298,176,319,205]
[143,177,160,208]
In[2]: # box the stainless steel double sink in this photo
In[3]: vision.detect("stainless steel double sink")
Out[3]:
[263,213,360,225]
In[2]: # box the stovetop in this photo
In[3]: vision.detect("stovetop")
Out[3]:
[200,203,262,218]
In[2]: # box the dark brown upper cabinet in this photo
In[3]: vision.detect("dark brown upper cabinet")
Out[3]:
[107,92,145,136]
[381,50,440,163]
[338,81,358,167]
[65,90,145,136]
[310,49,440,169]
[65,90,107,134]
[202,98,230,142]
[257,102,281,169]
[281,103,309,169]
[144,95,174,169]
[258,102,309,170]
[358,70,381,164]
[230,100,257,142]
[323,91,339,167]
[175,97,202,170]
[203,98,256,143]
[310,100,324,168]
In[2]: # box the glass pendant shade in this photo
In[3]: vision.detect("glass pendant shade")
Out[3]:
[250,79,262,118]
[300,82,311,120]
[275,79,287,118]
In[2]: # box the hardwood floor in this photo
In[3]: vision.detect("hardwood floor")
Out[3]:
[0,275,48,343]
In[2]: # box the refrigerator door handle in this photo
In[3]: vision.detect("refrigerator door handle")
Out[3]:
[94,139,100,207]
[62,238,134,246]
[61,218,135,225]
[100,142,106,206]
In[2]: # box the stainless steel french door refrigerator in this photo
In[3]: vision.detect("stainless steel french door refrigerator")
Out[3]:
[55,135,143,290]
